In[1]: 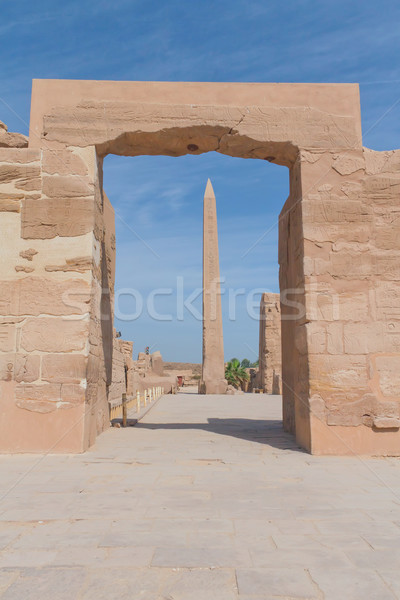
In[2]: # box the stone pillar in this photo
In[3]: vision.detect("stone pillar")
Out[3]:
[109,331,127,405]
[279,147,400,455]
[0,143,98,453]
[258,293,282,394]
[300,148,400,454]
[199,179,226,394]
[279,156,307,440]
[151,351,164,376]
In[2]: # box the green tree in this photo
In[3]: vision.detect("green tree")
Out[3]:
[225,358,250,390]
[241,358,251,368]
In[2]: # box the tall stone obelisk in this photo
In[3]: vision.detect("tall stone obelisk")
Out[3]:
[199,179,227,394]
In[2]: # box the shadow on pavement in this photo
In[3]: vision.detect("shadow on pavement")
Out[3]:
[136,418,303,452]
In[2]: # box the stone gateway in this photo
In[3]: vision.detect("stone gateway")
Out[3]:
[0,80,399,455]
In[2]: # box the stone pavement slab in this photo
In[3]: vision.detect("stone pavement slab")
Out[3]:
[0,392,400,599]
[236,568,319,598]
[308,567,396,599]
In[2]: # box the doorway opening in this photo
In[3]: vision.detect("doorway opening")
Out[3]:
[102,150,288,406]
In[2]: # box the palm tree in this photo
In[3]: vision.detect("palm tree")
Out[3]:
[225,358,250,390]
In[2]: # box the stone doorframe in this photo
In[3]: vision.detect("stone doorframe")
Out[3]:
[1,80,399,454]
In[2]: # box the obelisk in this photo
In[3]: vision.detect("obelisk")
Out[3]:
[199,179,227,394]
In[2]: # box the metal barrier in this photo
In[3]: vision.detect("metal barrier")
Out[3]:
[109,387,164,422]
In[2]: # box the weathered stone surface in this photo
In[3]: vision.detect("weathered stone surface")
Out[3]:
[296,322,325,355]
[373,416,400,429]
[42,148,89,176]
[0,316,25,324]
[15,384,61,413]
[279,156,310,440]
[28,81,361,165]
[14,354,40,383]
[41,101,360,164]
[21,197,94,238]
[45,256,92,273]
[15,382,85,412]
[42,175,93,198]
[199,180,226,394]
[0,129,28,148]
[60,383,86,405]
[0,198,20,212]
[42,354,86,383]
[108,334,127,404]
[0,324,16,351]
[19,248,38,261]
[0,147,40,163]
[16,175,41,191]
[364,147,400,174]
[310,354,369,391]
[343,323,386,354]
[151,351,164,376]
[0,191,24,200]
[0,164,40,184]
[20,318,88,352]
[332,153,365,175]
[0,277,91,316]
[0,353,40,382]
[15,265,34,273]
[305,286,370,323]
[374,356,400,397]
[297,145,400,450]
[107,332,170,402]
[0,356,13,381]
[256,293,282,393]
[326,322,344,354]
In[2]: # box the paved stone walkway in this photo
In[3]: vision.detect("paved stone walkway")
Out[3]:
[1,392,400,599]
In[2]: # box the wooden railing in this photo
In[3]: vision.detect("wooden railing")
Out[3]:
[109,386,164,422]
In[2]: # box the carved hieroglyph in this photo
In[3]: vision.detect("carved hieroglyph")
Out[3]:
[199,179,227,394]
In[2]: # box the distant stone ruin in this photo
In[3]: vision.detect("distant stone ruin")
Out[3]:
[109,335,174,408]
[255,293,282,395]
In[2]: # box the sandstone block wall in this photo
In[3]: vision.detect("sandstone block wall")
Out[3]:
[299,147,400,454]
[0,142,95,452]
[279,147,400,454]
[257,293,282,394]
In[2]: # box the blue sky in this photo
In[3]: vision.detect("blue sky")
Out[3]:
[1,0,399,362]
